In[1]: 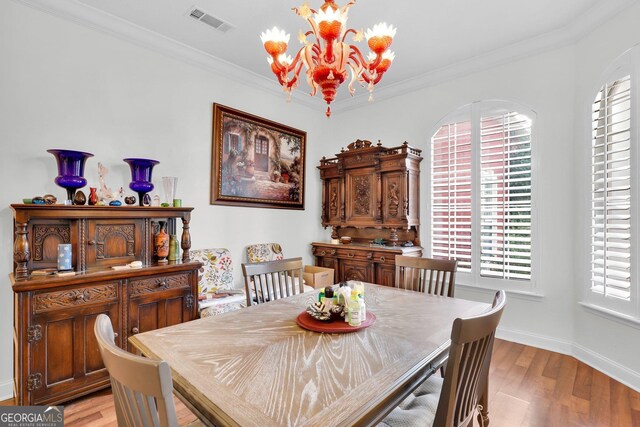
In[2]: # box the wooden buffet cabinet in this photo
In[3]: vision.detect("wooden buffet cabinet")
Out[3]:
[10,205,201,405]
[312,140,423,285]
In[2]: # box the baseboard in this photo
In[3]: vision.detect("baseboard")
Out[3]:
[497,326,640,392]
[572,343,640,392]
[496,326,574,355]
[0,379,13,402]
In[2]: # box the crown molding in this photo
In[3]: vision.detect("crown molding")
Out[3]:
[12,0,637,116]
[12,0,325,111]
[330,0,638,114]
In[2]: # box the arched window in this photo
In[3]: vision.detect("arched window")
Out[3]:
[430,101,536,290]
[585,45,639,317]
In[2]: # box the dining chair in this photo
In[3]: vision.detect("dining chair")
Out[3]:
[379,290,506,427]
[395,256,457,297]
[94,314,202,427]
[242,257,307,306]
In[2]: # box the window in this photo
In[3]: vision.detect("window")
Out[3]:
[225,133,241,153]
[430,101,535,290]
[588,71,635,314]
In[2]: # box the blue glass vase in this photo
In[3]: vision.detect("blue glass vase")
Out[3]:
[123,158,160,206]
[47,149,94,201]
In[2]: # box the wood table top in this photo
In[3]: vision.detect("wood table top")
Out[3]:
[130,284,489,427]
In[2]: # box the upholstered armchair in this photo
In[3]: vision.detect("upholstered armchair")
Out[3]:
[246,243,285,263]
[190,248,246,318]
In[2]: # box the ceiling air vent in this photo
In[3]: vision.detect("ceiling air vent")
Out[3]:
[187,7,233,33]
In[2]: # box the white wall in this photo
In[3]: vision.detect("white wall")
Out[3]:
[0,1,330,398]
[324,3,640,391]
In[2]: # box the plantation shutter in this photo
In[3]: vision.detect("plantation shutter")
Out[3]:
[591,76,632,300]
[479,112,532,280]
[431,121,473,272]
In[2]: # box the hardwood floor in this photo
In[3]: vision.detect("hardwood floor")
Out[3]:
[488,339,640,426]
[2,339,639,426]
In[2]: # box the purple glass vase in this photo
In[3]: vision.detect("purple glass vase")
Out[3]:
[47,149,94,201]
[123,158,160,206]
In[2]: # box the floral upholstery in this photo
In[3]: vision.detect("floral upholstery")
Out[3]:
[189,248,246,318]
[246,243,284,263]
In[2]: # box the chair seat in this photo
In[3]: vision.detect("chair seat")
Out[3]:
[199,292,246,318]
[378,376,443,427]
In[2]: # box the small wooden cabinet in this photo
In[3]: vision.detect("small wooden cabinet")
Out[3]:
[313,139,423,286]
[10,205,201,405]
[311,242,422,286]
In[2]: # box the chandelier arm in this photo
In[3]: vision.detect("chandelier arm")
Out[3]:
[292,6,319,15]
[340,0,357,15]
[348,45,368,68]
[285,60,306,89]
[346,62,361,95]
[360,69,383,85]
[271,46,306,87]
[341,28,358,44]
[305,16,321,46]
[349,44,382,70]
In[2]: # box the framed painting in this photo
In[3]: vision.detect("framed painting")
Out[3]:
[211,103,306,210]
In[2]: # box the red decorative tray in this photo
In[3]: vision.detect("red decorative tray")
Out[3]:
[296,311,376,333]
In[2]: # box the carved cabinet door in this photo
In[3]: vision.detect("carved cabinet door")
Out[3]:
[345,168,377,225]
[375,263,397,287]
[29,283,121,405]
[28,220,73,271]
[381,172,407,225]
[86,219,144,270]
[126,273,195,352]
[339,259,374,283]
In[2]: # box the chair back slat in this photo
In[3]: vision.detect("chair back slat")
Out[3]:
[242,257,304,306]
[434,290,506,427]
[395,256,457,297]
[94,314,179,427]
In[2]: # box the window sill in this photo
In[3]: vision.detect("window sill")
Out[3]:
[578,302,640,329]
[456,283,544,302]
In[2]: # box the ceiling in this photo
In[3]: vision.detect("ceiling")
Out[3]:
[19,0,636,109]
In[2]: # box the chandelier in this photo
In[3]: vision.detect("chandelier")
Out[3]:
[260,0,396,117]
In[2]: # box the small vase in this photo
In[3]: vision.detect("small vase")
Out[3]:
[47,149,94,201]
[88,187,98,206]
[155,221,169,264]
[123,158,160,206]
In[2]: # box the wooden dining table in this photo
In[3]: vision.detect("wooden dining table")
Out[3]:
[129,283,490,427]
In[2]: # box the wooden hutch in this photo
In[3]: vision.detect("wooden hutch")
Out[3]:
[312,140,423,286]
[10,204,201,405]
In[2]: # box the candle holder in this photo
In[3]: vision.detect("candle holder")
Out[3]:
[47,149,94,202]
[123,158,159,206]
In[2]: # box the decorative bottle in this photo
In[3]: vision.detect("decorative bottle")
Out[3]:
[348,290,362,327]
[359,293,366,321]
[155,221,169,264]
[168,235,180,261]
[88,187,98,206]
